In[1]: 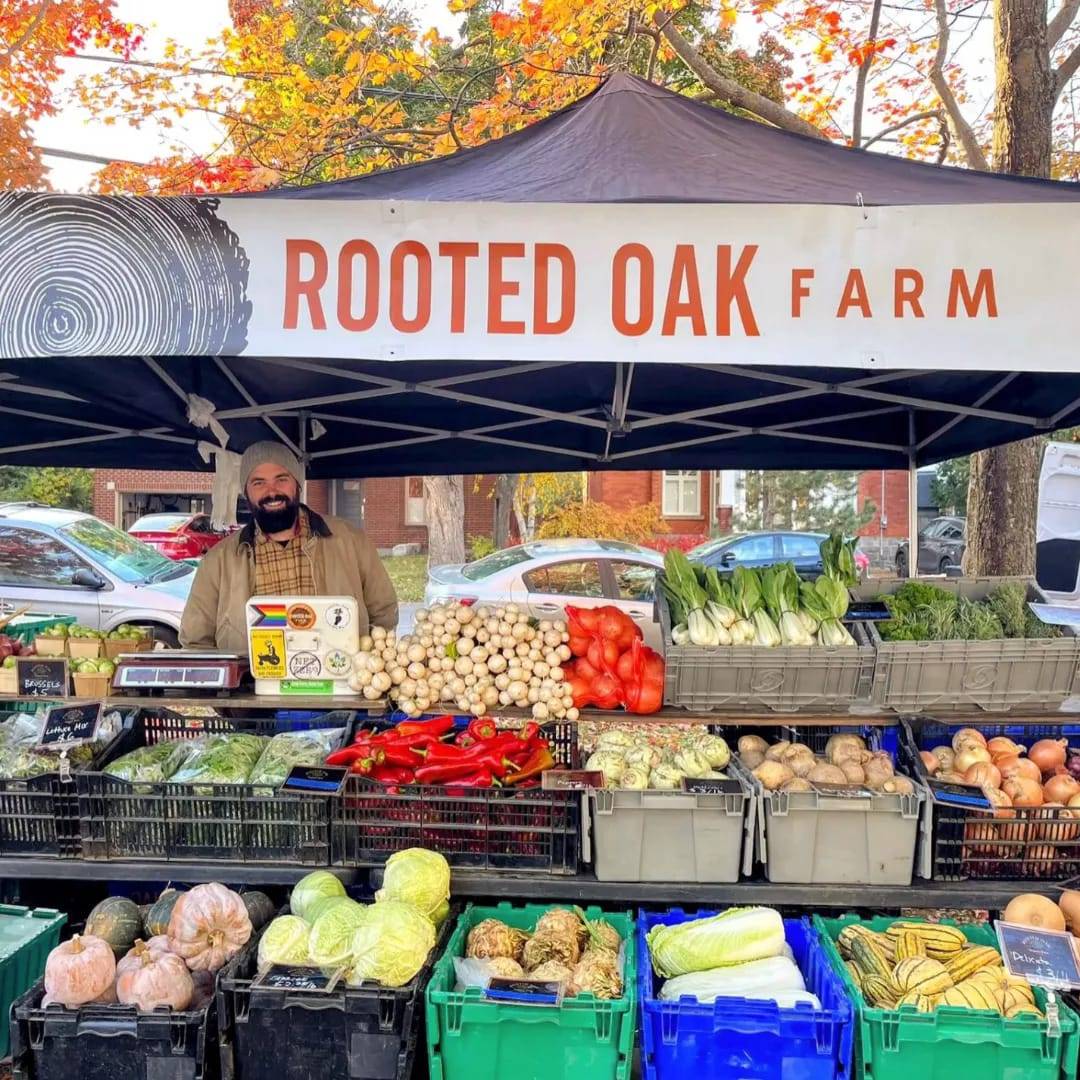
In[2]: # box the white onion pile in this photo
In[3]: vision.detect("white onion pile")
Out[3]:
[349,602,580,721]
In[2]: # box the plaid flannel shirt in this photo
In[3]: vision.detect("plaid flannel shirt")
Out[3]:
[253,508,316,595]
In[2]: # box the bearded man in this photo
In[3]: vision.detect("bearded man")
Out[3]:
[180,441,397,652]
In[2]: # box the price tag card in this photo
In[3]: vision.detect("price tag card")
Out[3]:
[16,657,68,698]
[37,702,102,749]
[253,964,344,993]
[484,975,564,1006]
[811,781,874,798]
[928,777,994,811]
[541,770,604,791]
[996,922,1080,990]
[279,764,348,795]
[682,776,743,795]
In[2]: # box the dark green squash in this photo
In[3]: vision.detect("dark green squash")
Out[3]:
[240,891,276,932]
[86,896,143,955]
[144,888,184,938]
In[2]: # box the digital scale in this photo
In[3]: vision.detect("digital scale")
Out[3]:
[245,596,359,696]
[112,651,248,693]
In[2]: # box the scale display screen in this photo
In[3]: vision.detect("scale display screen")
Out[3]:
[116,666,229,688]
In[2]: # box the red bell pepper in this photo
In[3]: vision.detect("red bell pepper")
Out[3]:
[454,732,477,749]
[466,717,498,743]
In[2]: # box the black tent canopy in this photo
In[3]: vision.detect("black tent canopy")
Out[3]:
[0,73,1078,487]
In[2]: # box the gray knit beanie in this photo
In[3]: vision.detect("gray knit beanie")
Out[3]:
[240,440,305,488]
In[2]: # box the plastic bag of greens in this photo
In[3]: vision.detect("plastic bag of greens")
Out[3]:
[170,733,268,786]
[104,739,195,783]
[0,710,123,779]
[248,727,346,790]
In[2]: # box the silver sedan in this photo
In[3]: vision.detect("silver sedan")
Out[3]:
[424,538,665,650]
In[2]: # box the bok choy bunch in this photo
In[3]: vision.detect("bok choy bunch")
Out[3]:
[661,549,724,645]
[800,577,856,646]
[762,563,814,646]
[733,565,779,646]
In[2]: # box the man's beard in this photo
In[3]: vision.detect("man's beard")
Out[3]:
[254,493,300,534]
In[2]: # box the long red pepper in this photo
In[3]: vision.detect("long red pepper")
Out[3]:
[380,715,455,738]
[414,748,517,784]
[466,717,498,742]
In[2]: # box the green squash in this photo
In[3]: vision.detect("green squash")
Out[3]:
[240,891,276,932]
[144,888,184,938]
[86,896,143,955]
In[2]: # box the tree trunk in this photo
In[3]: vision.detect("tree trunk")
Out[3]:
[493,473,517,548]
[424,476,466,566]
[965,0,1053,577]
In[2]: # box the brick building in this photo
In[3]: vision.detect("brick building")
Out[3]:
[856,468,940,568]
[92,469,505,554]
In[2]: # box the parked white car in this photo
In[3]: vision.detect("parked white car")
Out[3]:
[424,538,665,650]
[0,503,194,646]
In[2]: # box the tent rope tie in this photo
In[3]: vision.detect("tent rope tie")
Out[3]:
[187,393,229,448]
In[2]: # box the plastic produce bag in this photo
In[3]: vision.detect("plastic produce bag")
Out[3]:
[169,733,268,786]
[248,727,346,789]
[104,739,195,783]
[0,709,123,779]
[657,956,807,1002]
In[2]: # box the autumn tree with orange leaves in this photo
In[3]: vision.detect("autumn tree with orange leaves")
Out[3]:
[0,0,138,189]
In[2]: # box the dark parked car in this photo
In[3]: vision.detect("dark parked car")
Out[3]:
[895,516,966,576]
[688,531,869,577]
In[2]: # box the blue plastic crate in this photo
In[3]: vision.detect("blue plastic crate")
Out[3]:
[638,910,854,1080]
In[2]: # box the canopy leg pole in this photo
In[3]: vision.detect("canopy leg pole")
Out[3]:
[299,410,309,504]
[907,411,918,579]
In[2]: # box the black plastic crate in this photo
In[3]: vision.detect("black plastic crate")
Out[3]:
[332,719,581,874]
[78,710,357,866]
[900,716,1080,881]
[0,706,136,859]
[11,980,219,1080]
[216,908,449,1080]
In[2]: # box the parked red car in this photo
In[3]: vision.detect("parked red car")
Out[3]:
[127,513,228,561]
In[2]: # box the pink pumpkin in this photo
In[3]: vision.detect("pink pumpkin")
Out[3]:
[44,935,116,1007]
[116,948,194,1012]
[167,883,252,972]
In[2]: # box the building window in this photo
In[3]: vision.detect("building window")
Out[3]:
[662,470,701,517]
[404,477,426,525]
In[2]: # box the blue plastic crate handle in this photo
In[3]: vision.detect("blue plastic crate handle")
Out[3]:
[483,989,560,1006]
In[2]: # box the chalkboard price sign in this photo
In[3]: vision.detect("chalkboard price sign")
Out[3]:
[16,657,68,698]
[253,964,344,993]
[38,702,102,749]
[928,777,993,811]
[682,776,743,795]
[280,764,348,795]
[996,921,1080,989]
[484,975,564,1006]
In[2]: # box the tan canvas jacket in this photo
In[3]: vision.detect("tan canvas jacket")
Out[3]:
[179,507,398,654]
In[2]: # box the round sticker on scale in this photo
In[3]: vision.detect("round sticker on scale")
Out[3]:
[289,652,323,678]
[325,650,351,677]
[325,604,351,630]
[287,604,317,630]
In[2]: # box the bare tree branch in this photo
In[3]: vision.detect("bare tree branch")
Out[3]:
[0,0,52,63]
[852,0,883,146]
[935,110,953,162]
[930,0,990,168]
[862,108,945,147]
[1056,42,1080,100]
[652,7,829,140]
[1048,0,1080,46]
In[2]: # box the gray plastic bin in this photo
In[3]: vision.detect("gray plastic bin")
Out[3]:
[658,590,876,713]
[586,781,754,882]
[733,758,927,885]
[855,576,1080,714]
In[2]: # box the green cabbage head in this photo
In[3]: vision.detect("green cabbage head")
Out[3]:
[291,871,346,923]
[258,916,312,967]
[374,848,450,919]
[308,899,368,968]
[349,901,436,987]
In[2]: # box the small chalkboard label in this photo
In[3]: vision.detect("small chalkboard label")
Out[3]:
[484,975,564,1006]
[16,657,68,698]
[253,964,343,993]
[38,702,102,749]
[996,922,1080,989]
[929,777,994,811]
[542,770,604,791]
[812,781,874,799]
[280,764,348,795]
[682,776,743,795]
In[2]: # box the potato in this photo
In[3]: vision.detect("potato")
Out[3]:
[807,763,848,785]
[764,741,791,762]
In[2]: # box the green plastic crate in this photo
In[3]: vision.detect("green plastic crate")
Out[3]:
[426,903,637,1080]
[3,614,76,647]
[814,913,1080,1080]
[0,904,66,1057]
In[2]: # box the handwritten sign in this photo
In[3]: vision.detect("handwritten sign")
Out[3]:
[484,975,564,1006]
[996,922,1080,989]
[682,776,743,795]
[812,781,874,799]
[16,657,68,698]
[37,702,102,749]
[280,764,348,795]
[542,770,604,791]
[253,964,343,993]
[928,777,994,811]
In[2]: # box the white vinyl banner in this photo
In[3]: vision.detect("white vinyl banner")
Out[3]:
[2,193,1077,371]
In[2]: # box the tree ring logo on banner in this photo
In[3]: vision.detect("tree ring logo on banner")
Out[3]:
[750,668,787,694]
[0,192,252,358]
[961,664,999,692]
